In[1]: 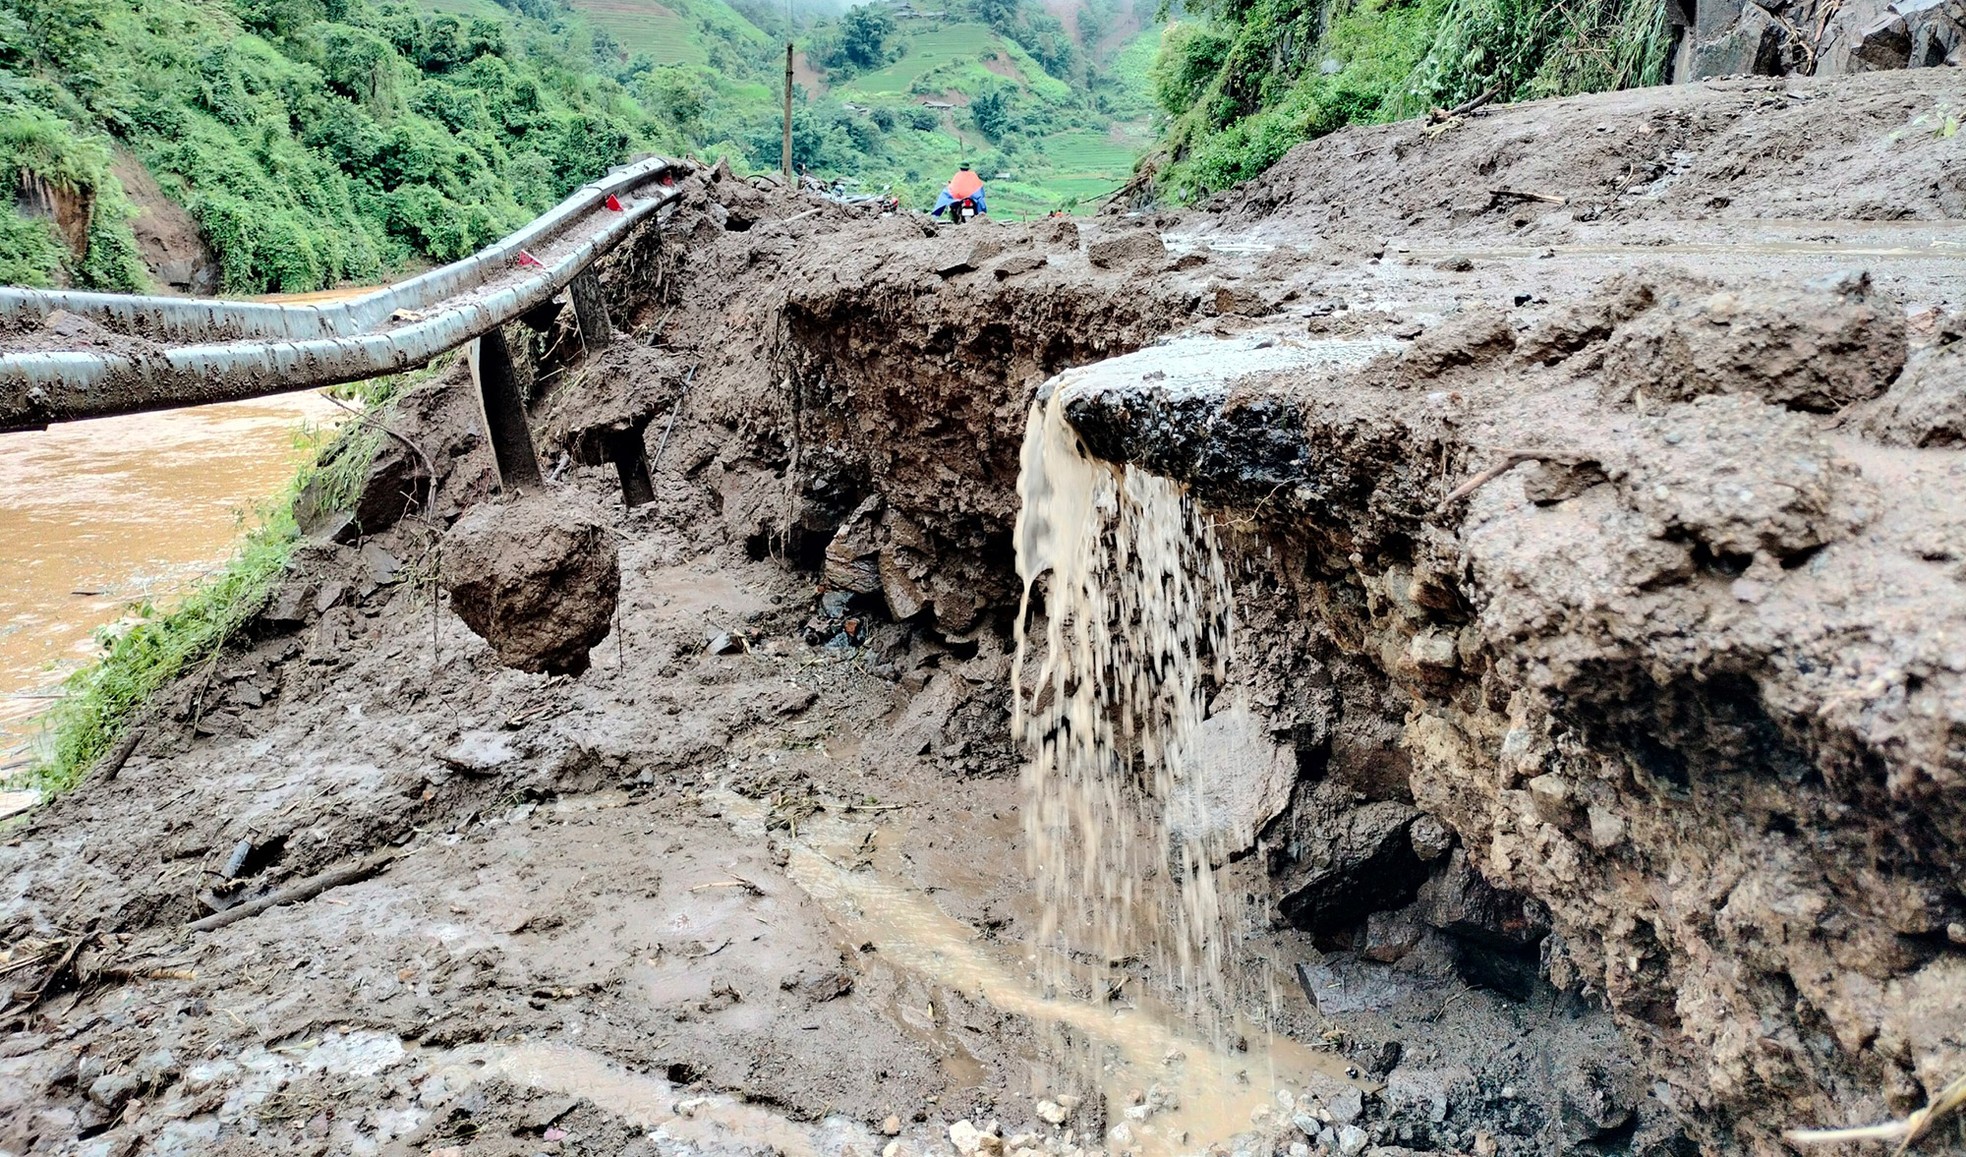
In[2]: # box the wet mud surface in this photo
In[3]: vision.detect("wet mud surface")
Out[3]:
[4,70,1965,1157]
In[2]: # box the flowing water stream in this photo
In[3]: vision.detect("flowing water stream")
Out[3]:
[0,393,345,767]
[1012,386,1242,1034]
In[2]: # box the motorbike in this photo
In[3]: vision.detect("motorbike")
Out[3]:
[946,196,980,225]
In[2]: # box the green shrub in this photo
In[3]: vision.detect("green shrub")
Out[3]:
[0,206,66,286]
[1151,22,1231,119]
[1153,0,1668,200]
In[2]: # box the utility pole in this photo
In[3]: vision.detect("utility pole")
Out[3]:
[782,43,794,182]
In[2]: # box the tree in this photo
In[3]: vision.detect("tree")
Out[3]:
[974,0,1018,31]
[646,66,710,130]
[969,86,1011,141]
[835,5,896,71]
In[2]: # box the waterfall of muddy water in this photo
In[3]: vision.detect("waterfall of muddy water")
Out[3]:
[1011,384,1245,1063]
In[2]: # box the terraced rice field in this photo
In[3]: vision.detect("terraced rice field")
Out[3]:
[1036,126,1146,201]
[843,22,1008,95]
[574,0,704,63]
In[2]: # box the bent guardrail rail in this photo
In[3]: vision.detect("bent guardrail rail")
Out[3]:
[0,155,684,445]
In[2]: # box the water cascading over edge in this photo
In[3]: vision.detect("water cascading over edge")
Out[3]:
[1010,382,1247,1044]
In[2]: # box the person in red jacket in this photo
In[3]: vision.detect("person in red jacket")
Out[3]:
[932,164,988,222]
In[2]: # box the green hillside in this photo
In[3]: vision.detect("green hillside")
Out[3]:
[0,0,1159,296]
[777,1,1159,213]
[0,0,660,293]
[1149,0,1669,200]
[570,0,1162,214]
[577,0,772,65]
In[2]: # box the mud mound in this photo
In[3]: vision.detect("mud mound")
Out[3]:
[1598,269,1907,411]
[1210,70,1966,241]
[1060,257,1966,1153]
[442,489,620,674]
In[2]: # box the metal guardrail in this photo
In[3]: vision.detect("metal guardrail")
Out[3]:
[0,156,683,434]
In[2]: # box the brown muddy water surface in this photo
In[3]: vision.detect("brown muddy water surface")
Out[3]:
[0,392,346,764]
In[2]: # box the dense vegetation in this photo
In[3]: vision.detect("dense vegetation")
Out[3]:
[1149,0,1671,199]
[0,0,1157,294]
[622,0,1159,215]
[1,0,649,292]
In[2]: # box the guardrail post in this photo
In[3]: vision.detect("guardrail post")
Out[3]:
[604,426,656,508]
[469,329,543,490]
[568,272,613,355]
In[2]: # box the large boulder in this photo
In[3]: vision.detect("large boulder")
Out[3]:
[442,489,620,675]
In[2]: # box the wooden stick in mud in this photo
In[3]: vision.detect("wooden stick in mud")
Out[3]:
[1489,187,1568,206]
[1428,85,1501,124]
[90,728,143,785]
[1439,452,1539,508]
[186,850,396,934]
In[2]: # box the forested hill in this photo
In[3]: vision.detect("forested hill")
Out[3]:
[1,0,1674,296]
[2,0,652,293]
[0,0,1158,295]
[1146,0,1671,201]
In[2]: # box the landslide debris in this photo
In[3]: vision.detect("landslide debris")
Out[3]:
[1060,257,1966,1154]
[1211,70,1966,241]
[441,489,621,675]
[2,70,1964,1157]
[1596,270,1907,411]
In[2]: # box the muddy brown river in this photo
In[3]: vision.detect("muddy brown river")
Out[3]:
[0,392,345,766]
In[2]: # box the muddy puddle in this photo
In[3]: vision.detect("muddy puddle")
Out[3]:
[0,391,345,764]
[429,1040,881,1156]
[711,789,1374,1157]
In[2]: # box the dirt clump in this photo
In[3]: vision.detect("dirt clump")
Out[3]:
[1855,317,1966,446]
[1599,269,1906,411]
[1085,227,1167,268]
[441,488,620,674]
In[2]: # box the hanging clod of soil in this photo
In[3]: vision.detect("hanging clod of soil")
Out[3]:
[442,488,622,675]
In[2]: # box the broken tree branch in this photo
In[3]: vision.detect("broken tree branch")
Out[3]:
[1489,187,1568,207]
[87,727,143,786]
[1428,85,1501,124]
[186,850,397,934]
[1438,450,1586,510]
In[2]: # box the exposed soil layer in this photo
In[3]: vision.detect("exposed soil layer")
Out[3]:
[3,70,1965,1157]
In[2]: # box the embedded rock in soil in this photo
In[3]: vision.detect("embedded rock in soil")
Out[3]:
[1598,270,1906,412]
[1086,228,1167,269]
[1855,333,1966,447]
[293,432,432,543]
[1276,800,1426,934]
[441,489,620,674]
[1175,708,1296,863]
